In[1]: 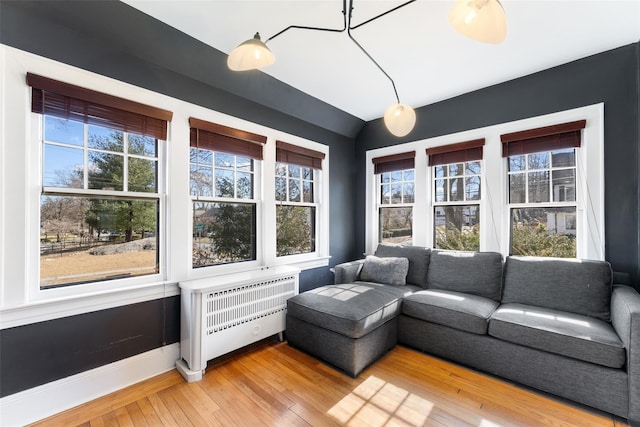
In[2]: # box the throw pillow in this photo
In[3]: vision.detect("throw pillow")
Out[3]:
[360,255,409,286]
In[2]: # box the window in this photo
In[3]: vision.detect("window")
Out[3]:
[275,141,325,257]
[427,139,484,251]
[373,152,415,245]
[365,105,603,261]
[503,120,585,258]
[29,73,171,289]
[190,118,265,268]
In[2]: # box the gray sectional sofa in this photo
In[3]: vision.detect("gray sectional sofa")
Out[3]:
[285,244,640,425]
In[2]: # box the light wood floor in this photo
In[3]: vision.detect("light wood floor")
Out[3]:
[30,337,629,427]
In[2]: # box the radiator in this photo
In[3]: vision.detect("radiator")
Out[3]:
[176,266,299,382]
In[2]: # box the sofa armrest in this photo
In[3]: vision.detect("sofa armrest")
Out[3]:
[611,284,640,424]
[334,259,365,284]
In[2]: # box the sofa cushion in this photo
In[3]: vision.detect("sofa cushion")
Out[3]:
[426,250,503,301]
[402,290,499,335]
[360,255,409,286]
[502,256,613,321]
[286,283,402,339]
[489,303,625,369]
[354,281,422,298]
[374,244,431,288]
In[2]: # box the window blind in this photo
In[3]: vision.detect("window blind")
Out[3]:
[189,117,267,160]
[371,151,415,174]
[501,120,586,157]
[426,138,485,166]
[276,140,325,170]
[27,73,172,140]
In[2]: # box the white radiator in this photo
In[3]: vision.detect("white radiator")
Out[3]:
[176,266,299,382]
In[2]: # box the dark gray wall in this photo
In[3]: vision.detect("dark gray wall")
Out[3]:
[355,42,640,288]
[0,0,357,397]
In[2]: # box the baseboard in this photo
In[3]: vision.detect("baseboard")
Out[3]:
[0,343,180,426]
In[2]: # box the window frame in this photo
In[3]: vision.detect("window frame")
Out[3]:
[366,104,604,261]
[376,168,415,245]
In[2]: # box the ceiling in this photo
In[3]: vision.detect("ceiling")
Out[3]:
[122,0,639,122]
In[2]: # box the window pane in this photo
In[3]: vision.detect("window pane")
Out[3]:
[528,152,549,170]
[43,145,84,188]
[128,158,157,193]
[552,149,575,168]
[435,179,447,202]
[379,207,412,244]
[434,205,479,251]
[466,161,481,175]
[381,184,390,204]
[88,125,123,151]
[190,165,213,197]
[509,173,526,203]
[276,205,316,256]
[275,163,287,177]
[403,183,415,203]
[302,167,312,180]
[88,151,124,191]
[129,133,157,157]
[449,177,464,201]
[215,169,234,198]
[275,177,287,201]
[381,173,391,183]
[44,117,83,146]
[288,179,301,201]
[509,155,525,172]
[404,170,415,181]
[511,207,577,258]
[191,148,212,165]
[215,152,234,168]
[465,176,481,200]
[391,183,402,203]
[435,166,447,178]
[302,180,313,203]
[449,163,463,176]
[390,171,402,182]
[237,172,253,199]
[552,169,576,202]
[288,164,300,179]
[236,156,253,172]
[40,195,159,289]
[192,202,256,267]
[528,171,550,203]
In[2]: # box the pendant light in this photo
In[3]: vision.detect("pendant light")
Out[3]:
[449,0,507,44]
[384,103,417,137]
[227,33,275,71]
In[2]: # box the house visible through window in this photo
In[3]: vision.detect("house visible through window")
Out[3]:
[373,151,415,245]
[275,141,324,257]
[29,73,171,289]
[427,139,484,251]
[189,118,265,268]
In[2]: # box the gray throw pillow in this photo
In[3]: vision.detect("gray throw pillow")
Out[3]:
[360,255,409,286]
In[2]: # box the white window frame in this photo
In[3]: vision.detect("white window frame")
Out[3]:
[376,168,415,244]
[366,104,605,261]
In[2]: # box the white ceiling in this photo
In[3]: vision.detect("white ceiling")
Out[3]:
[123,0,640,121]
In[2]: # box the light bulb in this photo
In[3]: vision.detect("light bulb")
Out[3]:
[384,103,416,137]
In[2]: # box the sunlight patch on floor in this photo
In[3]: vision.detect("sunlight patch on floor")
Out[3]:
[327,376,433,426]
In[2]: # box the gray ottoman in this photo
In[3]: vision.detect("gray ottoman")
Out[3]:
[286,283,402,377]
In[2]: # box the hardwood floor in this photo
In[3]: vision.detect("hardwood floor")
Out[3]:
[30,337,629,427]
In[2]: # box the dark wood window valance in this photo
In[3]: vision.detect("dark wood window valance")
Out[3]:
[426,138,485,166]
[276,140,325,170]
[189,117,266,160]
[372,151,416,174]
[501,120,586,157]
[27,73,172,140]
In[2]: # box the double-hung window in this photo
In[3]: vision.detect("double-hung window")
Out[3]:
[502,120,586,258]
[29,73,172,289]
[275,141,325,257]
[427,139,484,251]
[189,118,266,268]
[372,152,415,245]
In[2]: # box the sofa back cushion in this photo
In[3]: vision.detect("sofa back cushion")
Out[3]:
[502,256,613,321]
[374,244,431,288]
[426,250,503,301]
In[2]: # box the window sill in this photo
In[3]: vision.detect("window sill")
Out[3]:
[0,281,179,329]
[274,255,331,270]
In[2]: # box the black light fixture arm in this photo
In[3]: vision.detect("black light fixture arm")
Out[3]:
[347,0,416,104]
[265,0,347,44]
